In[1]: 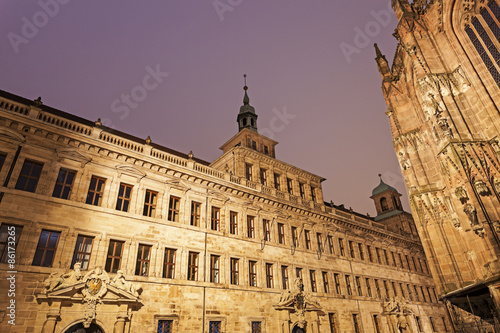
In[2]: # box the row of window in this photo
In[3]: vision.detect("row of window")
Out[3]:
[244,162,318,202]
[158,319,262,333]
[5,159,429,275]
[329,313,449,333]
[10,226,437,304]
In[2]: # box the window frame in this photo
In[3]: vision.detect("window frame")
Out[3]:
[32,229,60,267]
[15,159,43,193]
[70,235,94,270]
[135,243,152,276]
[86,175,106,206]
[143,189,158,218]
[163,248,176,279]
[168,196,181,222]
[187,251,199,281]
[52,168,76,199]
[116,183,133,212]
[191,201,201,226]
[105,239,124,273]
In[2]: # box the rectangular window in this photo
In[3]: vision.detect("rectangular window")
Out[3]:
[157,320,173,333]
[345,275,352,295]
[399,253,405,268]
[356,276,363,296]
[282,265,289,289]
[416,317,422,332]
[15,160,43,192]
[266,263,274,288]
[0,224,22,264]
[70,235,94,270]
[383,249,389,266]
[339,238,345,256]
[367,245,373,262]
[376,248,383,264]
[329,313,338,333]
[86,176,106,206]
[245,163,253,181]
[251,140,257,150]
[334,273,342,294]
[191,201,201,226]
[304,230,311,249]
[433,288,438,303]
[116,183,133,212]
[327,236,334,254]
[209,321,221,333]
[317,233,323,252]
[355,241,365,261]
[292,226,299,247]
[210,255,220,283]
[188,252,199,281]
[373,315,382,333]
[400,283,405,300]
[383,280,390,298]
[143,190,158,218]
[414,285,420,302]
[274,173,281,191]
[135,244,151,276]
[322,271,329,293]
[211,207,220,231]
[296,267,303,279]
[278,223,285,244]
[247,216,255,238]
[251,321,262,333]
[32,230,60,267]
[353,314,361,333]
[287,178,293,194]
[375,279,381,298]
[392,251,397,267]
[349,241,355,258]
[299,182,305,199]
[52,168,76,199]
[366,278,372,297]
[264,145,269,155]
[230,211,238,235]
[406,255,412,271]
[421,286,428,302]
[230,258,239,285]
[430,317,436,332]
[262,219,271,241]
[311,187,317,202]
[260,168,267,186]
[310,270,317,292]
[249,260,257,286]
[163,248,176,279]
[168,196,181,222]
[442,317,448,331]
[392,281,398,297]
[407,284,413,301]
[105,240,123,273]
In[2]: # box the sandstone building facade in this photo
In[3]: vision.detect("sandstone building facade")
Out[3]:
[375,0,500,331]
[0,86,449,332]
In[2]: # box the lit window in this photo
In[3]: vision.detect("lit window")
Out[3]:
[168,196,180,222]
[105,240,124,273]
[0,224,22,264]
[211,207,220,231]
[15,160,43,192]
[32,230,60,267]
[70,235,93,270]
[230,211,238,235]
[188,252,199,281]
[163,248,176,279]
[210,255,220,283]
[86,176,106,206]
[52,168,76,199]
[116,183,133,212]
[135,244,151,276]
[143,190,158,218]
[191,201,201,226]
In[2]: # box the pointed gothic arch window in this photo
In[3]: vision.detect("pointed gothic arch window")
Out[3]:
[380,197,389,212]
[465,1,500,87]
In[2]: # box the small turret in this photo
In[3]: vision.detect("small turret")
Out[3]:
[237,74,258,133]
[374,44,392,79]
[391,0,411,21]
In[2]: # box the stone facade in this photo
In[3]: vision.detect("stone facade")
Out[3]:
[0,88,449,332]
[376,0,500,330]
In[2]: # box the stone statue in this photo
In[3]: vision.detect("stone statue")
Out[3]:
[464,204,479,226]
[44,262,82,292]
[397,314,409,332]
[110,270,141,296]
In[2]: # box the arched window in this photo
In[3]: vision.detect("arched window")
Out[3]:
[380,197,389,212]
[242,118,247,126]
[465,1,500,87]
[392,196,400,210]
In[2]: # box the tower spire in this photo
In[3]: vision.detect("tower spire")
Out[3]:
[237,74,258,132]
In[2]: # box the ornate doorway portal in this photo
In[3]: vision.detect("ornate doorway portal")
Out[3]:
[65,323,104,333]
[292,326,306,333]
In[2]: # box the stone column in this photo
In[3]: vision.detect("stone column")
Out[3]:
[42,309,60,333]
[113,311,129,333]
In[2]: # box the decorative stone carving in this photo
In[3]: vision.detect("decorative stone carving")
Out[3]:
[474,180,490,196]
[437,117,453,138]
[110,270,142,297]
[398,151,411,170]
[492,221,500,233]
[44,262,83,293]
[454,186,468,203]
[464,204,484,236]
[383,298,414,333]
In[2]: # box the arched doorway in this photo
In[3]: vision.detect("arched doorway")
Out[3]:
[65,323,104,333]
[292,325,306,333]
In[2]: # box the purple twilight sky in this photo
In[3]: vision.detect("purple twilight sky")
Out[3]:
[0,0,406,216]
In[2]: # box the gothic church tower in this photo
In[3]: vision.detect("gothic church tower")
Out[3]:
[376,0,500,326]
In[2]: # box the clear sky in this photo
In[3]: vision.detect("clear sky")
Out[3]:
[0,0,407,216]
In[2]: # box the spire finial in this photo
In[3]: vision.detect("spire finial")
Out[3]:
[244,74,247,90]
[378,173,382,179]
[243,74,250,105]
